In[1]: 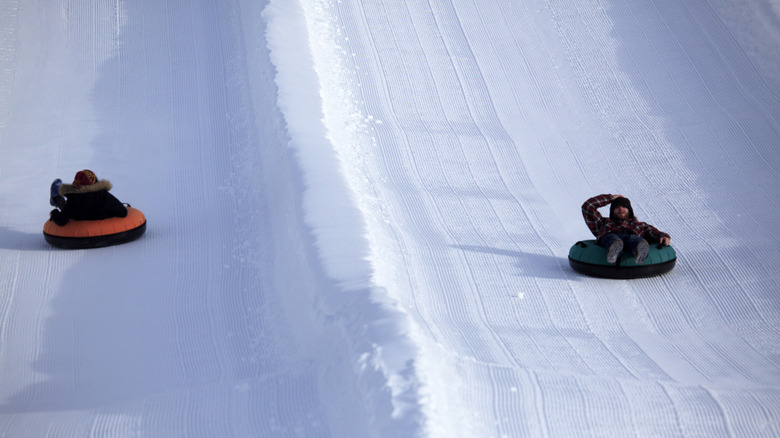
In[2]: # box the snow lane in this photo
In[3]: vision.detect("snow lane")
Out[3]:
[316,0,780,435]
[1,0,379,436]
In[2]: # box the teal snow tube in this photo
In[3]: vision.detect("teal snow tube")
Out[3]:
[568,240,676,279]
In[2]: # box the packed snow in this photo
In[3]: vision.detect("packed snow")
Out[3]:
[1,0,779,436]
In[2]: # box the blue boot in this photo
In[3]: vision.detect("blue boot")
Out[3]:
[49,179,62,206]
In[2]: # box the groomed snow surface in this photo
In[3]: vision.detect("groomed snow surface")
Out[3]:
[1,0,779,436]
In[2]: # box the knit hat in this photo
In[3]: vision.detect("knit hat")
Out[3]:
[609,197,634,221]
[73,169,98,187]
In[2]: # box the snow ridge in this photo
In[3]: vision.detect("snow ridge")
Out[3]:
[263,0,422,433]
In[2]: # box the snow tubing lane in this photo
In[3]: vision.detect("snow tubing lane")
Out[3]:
[43,207,146,249]
[568,239,676,279]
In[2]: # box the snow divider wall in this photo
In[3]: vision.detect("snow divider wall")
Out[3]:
[261,0,422,433]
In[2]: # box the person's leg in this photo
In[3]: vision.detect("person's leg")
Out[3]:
[599,233,624,263]
[622,235,650,264]
[52,195,66,209]
[621,235,642,253]
[49,178,62,207]
[598,233,619,249]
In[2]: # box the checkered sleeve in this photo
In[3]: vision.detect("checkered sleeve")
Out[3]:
[639,222,671,243]
[581,194,613,237]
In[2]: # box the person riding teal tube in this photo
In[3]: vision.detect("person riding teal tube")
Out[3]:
[581,194,671,264]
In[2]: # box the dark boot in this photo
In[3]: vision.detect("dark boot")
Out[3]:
[634,239,650,264]
[606,239,624,263]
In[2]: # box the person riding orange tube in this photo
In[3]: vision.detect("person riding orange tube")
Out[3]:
[49,170,128,226]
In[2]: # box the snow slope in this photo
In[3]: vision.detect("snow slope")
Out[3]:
[1,0,779,437]
[0,0,381,436]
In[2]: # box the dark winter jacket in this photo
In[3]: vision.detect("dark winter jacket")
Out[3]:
[582,194,670,243]
[50,180,127,226]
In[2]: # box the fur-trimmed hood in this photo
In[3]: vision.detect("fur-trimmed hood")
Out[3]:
[59,179,113,196]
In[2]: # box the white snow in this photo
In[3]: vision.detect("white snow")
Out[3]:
[1,0,779,437]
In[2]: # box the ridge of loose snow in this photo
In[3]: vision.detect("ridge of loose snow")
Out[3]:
[263,0,423,433]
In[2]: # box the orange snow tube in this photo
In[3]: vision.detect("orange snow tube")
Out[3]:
[43,207,147,249]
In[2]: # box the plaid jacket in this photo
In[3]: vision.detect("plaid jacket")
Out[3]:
[582,194,670,243]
